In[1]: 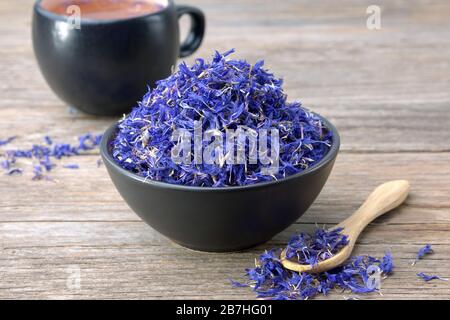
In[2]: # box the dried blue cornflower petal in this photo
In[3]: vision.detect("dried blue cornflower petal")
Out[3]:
[285,227,349,266]
[232,228,394,300]
[1,159,11,170]
[0,136,16,146]
[111,50,332,187]
[6,168,23,176]
[412,244,433,266]
[0,133,102,180]
[44,136,53,145]
[63,164,80,169]
[379,251,394,274]
[229,279,248,288]
[32,164,44,180]
[417,272,448,282]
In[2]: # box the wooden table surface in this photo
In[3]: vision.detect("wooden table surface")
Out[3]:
[1,0,449,300]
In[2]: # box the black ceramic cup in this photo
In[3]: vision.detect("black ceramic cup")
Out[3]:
[32,0,205,115]
[100,114,340,252]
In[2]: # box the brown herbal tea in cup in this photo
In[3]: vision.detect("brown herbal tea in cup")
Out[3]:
[39,0,166,20]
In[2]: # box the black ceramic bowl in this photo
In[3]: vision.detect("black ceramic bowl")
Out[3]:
[100,115,340,252]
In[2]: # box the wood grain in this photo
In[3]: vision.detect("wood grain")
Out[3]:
[0,0,449,299]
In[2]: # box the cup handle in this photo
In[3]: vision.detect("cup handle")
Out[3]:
[176,5,205,58]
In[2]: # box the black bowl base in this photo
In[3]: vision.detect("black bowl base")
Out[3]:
[170,239,268,253]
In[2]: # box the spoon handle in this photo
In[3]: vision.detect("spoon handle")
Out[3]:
[336,180,410,237]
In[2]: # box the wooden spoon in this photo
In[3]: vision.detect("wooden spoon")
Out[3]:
[280,180,410,273]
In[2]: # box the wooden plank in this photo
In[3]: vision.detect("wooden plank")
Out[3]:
[1,0,450,300]
[1,241,449,299]
[0,153,449,223]
[1,152,450,299]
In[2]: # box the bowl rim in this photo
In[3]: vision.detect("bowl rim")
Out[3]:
[100,112,340,192]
